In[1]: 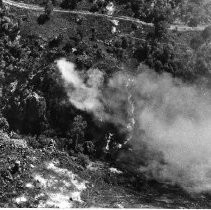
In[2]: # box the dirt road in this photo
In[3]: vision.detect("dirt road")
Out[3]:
[2,0,209,32]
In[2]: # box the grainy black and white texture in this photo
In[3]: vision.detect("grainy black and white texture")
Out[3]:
[0,0,211,208]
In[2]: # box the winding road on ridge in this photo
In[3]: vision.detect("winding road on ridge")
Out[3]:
[2,0,210,32]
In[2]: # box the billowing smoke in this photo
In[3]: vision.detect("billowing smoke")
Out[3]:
[133,71,211,193]
[57,58,211,193]
[57,59,104,115]
[57,58,133,127]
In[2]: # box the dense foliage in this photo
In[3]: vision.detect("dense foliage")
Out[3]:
[13,0,211,24]
[0,0,210,162]
[1,1,211,208]
[179,0,211,26]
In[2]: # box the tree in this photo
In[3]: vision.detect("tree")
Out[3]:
[179,0,208,26]
[154,20,169,39]
[22,92,47,139]
[0,0,3,8]
[0,117,9,132]
[60,0,77,10]
[70,115,87,152]
[201,26,211,42]
[194,43,211,76]
[113,0,181,24]
[190,35,204,50]
[45,0,53,17]
[37,0,53,24]
[188,17,199,27]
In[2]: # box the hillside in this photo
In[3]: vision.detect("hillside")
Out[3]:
[10,0,211,26]
[0,131,211,208]
[1,0,211,208]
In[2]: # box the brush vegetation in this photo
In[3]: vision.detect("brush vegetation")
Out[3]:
[0,0,211,207]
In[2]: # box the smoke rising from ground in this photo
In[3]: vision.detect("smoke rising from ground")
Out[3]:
[57,58,211,193]
[57,59,104,113]
[134,72,211,193]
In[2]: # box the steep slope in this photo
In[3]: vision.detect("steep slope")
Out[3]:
[0,131,211,208]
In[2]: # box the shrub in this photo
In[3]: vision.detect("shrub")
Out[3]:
[60,0,77,9]
[45,0,53,17]
[37,14,50,25]
[188,17,199,27]
[70,115,87,151]
[38,135,53,148]
[76,153,90,167]
[25,136,40,149]
[0,117,9,132]
[190,35,204,50]
[201,25,211,41]
[83,141,95,155]
[55,137,71,151]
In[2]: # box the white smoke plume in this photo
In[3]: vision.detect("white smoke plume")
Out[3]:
[57,58,211,193]
[57,59,104,116]
[133,71,211,193]
[57,58,132,127]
